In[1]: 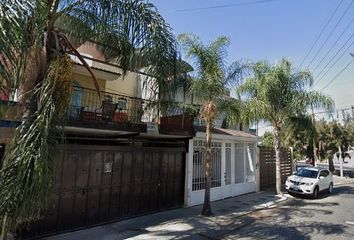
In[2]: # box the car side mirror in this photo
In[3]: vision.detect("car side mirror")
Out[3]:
[292,171,297,175]
[319,176,325,179]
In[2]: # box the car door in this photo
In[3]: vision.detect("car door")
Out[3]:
[323,170,331,188]
[318,170,328,191]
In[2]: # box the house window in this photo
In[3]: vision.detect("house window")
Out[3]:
[70,82,84,118]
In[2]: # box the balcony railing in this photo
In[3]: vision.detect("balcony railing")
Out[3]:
[67,87,200,135]
[68,87,159,132]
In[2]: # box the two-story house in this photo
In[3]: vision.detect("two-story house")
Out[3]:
[0,43,261,238]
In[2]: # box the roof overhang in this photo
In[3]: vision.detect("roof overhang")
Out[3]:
[194,126,262,142]
[64,126,138,138]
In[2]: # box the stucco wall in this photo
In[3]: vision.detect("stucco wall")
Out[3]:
[105,71,138,97]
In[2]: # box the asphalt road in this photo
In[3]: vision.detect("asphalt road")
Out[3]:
[221,182,354,240]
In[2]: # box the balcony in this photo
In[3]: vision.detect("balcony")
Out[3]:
[68,87,157,132]
[68,87,196,136]
[0,88,197,140]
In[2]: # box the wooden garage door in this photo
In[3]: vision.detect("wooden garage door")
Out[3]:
[24,145,186,237]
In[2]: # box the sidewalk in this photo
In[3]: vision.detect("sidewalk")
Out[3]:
[333,175,354,185]
[45,190,287,240]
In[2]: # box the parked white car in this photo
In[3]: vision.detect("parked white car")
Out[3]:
[285,167,333,198]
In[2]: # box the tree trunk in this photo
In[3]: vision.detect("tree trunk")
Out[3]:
[202,119,212,216]
[328,158,335,173]
[273,127,283,195]
[313,144,318,167]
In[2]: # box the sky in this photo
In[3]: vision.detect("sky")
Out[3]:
[150,0,354,134]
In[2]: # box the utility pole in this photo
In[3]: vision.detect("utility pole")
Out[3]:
[339,145,344,178]
[311,107,318,167]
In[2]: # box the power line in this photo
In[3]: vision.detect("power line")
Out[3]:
[314,33,353,80]
[298,0,344,69]
[320,59,354,91]
[306,0,353,69]
[313,39,353,87]
[176,0,277,12]
[312,19,353,73]
[314,105,353,115]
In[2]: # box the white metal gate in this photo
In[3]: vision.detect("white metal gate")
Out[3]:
[188,139,257,206]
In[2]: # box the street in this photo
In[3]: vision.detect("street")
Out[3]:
[222,181,354,240]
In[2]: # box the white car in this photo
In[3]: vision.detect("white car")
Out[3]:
[285,167,333,198]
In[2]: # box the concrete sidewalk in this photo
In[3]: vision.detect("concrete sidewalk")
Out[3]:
[45,190,287,240]
[333,175,354,185]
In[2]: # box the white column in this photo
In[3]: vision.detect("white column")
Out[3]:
[185,139,194,207]
[231,142,236,187]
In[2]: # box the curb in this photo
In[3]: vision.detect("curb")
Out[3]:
[334,180,354,186]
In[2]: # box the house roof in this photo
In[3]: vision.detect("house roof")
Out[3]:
[194,126,262,141]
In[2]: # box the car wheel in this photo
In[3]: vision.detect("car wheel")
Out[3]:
[328,182,333,194]
[313,186,319,199]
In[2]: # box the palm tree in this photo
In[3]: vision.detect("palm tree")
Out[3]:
[283,114,318,164]
[178,34,244,216]
[238,58,334,195]
[0,0,177,234]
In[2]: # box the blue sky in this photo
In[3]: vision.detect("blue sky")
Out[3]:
[150,0,354,117]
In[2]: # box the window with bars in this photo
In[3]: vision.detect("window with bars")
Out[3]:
[192,140,222,191]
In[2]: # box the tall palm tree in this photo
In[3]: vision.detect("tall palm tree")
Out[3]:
[238,58,334,195]
[0,0,177,234]
[178,33,244,216]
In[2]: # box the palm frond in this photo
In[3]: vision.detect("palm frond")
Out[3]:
[0,0,33,96]
[0,59,63,231]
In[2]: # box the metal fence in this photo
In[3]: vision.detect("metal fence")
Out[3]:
[192,140,222,191]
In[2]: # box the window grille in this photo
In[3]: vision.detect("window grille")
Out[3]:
[192,140,222,191]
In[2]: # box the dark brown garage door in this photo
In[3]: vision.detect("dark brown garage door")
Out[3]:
[25,145,186,236]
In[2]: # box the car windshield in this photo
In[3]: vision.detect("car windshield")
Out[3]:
[295,168,318,178]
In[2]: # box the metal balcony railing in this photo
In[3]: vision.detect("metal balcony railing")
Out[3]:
[67,87,199,135]
[68,86,159,131]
